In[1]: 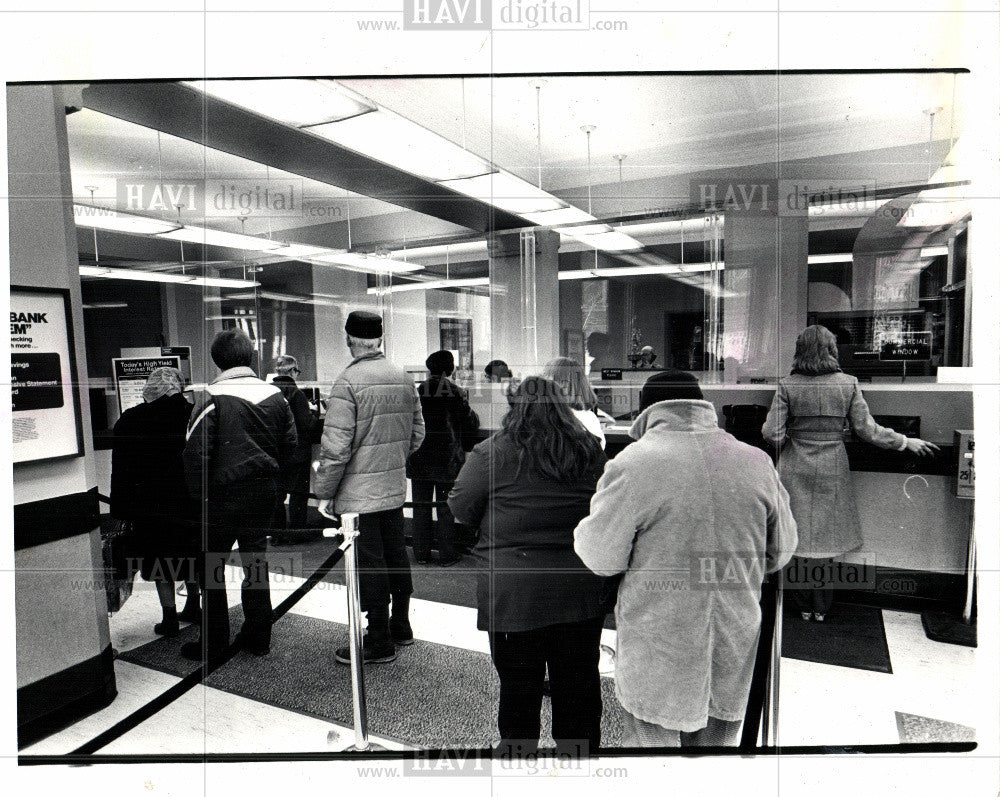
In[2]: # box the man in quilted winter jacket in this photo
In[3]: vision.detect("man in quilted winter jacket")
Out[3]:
[315,311,425,664]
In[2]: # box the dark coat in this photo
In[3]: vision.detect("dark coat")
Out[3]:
[110,392,195,581]
[273,374,320,464]
[406,374,480,483]
[448,433,609,632]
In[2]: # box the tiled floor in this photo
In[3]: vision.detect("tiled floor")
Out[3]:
[21,564,979,756]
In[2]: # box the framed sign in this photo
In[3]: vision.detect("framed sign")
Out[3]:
[878,331,932,362]
[113,356,182,414]
[11,286,85,464]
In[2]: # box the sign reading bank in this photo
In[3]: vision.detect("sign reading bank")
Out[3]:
[403,0,589,30]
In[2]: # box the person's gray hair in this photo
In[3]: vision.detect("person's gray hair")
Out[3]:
[274,354,298,375]
[347,334,382,351]
[143,367,184,403]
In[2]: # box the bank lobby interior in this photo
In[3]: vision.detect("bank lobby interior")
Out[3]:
[9,73,982,756]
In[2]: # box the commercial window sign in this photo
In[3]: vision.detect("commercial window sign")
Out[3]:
[878,331,932,362]
[113,356,182,414]
[11,286,84,464]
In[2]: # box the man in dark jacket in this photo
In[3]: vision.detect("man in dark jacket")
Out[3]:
[315,311,425,664]
[271,354,320,540]
[407,350,479,566]
[181,329,297,661]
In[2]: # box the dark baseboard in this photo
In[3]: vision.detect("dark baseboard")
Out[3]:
[18,645,117,750]
[835,566,966,614]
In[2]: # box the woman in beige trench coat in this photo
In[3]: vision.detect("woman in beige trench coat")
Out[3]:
[762,325,939,621]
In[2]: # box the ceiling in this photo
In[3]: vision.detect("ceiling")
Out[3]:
[66,72,967,268]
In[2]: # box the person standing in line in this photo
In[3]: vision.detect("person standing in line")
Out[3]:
[270,354,320,543]
[574,371,798,748]
[407,350,480,567]
[314,311,425,664]
[762,325,939,622]
[181,329,297,661]
[110,367,201,636]
[449,376,609,756]
[542,357,610,448]
[484,359,512,383]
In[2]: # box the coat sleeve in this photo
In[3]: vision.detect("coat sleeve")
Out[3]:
[109,413,138,520]
[761,382,789,445]
[277,397,298,468]
[183,393,217,499]
[409,381,426,454]
[447,443,490,529]
[764,462,798,573]
[313,376,357,500]
[848,382,907,450]
[574,458,639,577]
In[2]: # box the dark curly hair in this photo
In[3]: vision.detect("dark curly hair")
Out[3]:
[499,376,604,483]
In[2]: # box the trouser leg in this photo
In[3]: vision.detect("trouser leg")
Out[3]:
[680,716,743,747]
[357,511,391,613]
[286,461,311,529]
[200,525,236,655]
[410,480,434,561]
[381,507,413,598]
[237,531,272,649]
[489,628,546,755]
[545,617,604,753]
[618,711,680,748]
[434,481,457,559]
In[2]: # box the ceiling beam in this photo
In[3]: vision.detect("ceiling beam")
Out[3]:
[80,81,526,235]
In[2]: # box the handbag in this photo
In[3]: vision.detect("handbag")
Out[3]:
[102,518,136,614]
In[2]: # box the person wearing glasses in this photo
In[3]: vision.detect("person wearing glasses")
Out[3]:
[271,355,320,541]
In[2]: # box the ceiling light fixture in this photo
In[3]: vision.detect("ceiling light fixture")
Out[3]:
[365,277,489,295]
[74,204,181,235]
[156,225,287,252]
[310,250,424,274]
[80,264,259,288]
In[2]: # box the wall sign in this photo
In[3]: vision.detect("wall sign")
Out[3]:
[11,286,84,464]
[113,356,182,414]
[878,331,932,362]
[120,345,192,384]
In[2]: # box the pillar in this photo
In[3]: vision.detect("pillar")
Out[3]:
[487,229,561,376]
[9,85,116,748]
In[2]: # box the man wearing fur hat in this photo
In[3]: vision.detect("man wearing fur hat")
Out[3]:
[315,311,425,664]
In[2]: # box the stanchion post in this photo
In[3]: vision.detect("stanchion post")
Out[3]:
[340,512,370,751]
[770,580,783,746]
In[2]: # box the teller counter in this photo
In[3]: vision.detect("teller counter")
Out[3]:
[470,377,975,608]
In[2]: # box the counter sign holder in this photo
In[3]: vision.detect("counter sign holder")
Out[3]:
[11,286,85,464]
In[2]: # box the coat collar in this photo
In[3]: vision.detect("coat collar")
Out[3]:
[213,366,258,383]
[349,350,385,366]
[272,374,296,386]
[629,399,720,439]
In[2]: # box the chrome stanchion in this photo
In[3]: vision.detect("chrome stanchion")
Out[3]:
[770,580,783,747]
[321,509,372,752]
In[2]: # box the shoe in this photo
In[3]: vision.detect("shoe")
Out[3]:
[389,619,414,647]
[812,613,826,623]
[334,639,397,664]
[234,631,270,656]
[177,605,202,624]
[153,619,180,636]
[800,612,812,621]
[438,553,463,568]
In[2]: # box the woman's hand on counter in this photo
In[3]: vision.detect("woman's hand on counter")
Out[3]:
[904,437,941,457]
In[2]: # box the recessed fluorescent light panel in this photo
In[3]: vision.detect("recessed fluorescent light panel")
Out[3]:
[439,172,566,215]
[74,205,180,235]
[309,109,491,182]
[184,79,373,127]
[156,226,286,252]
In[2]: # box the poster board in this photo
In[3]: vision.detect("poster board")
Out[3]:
[120,345,192,384]
[11,286,85,464]
[112,356,182,414]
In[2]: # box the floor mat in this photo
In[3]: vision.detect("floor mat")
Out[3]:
[781,602,892,673]
[118,608,627,749]
[894,711,975,743]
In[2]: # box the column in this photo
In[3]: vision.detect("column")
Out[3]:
[487,229,561,375]
[9,84,116,748]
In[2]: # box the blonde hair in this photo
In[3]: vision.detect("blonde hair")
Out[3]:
[791,325,841,376]
[542,357,598,412]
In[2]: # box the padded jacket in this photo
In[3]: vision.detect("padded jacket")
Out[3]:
[314,351,425,514]
[183,367,297,497]
[273,374,320,464]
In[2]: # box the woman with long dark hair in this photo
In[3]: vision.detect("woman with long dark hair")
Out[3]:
[449,376,608,755]
[542,357,611,448]
[762,325,939,621]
